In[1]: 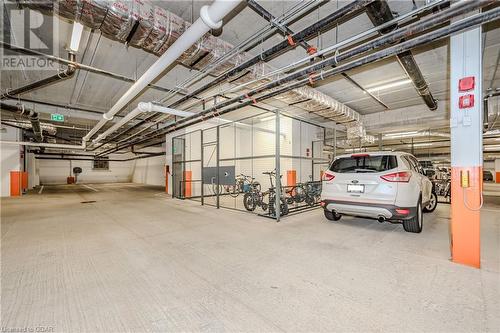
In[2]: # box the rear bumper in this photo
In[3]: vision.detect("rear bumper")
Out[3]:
[321,199,416,221]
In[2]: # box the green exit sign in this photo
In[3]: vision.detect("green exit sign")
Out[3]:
[51,114,64,122]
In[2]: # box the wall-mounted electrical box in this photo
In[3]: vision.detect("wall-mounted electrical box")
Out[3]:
[460,170,470,188]
[458,76,475,92]
[459,94,475,109]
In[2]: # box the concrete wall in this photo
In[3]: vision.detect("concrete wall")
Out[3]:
[131,147,166,186]
[38,157,134,184]
[0,126,22,197]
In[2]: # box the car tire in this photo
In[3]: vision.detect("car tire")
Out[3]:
[324,210,341,221]
[403,197,423,233]
[423,192,438,213]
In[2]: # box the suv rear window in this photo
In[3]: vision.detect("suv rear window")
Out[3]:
[329,155,398,173]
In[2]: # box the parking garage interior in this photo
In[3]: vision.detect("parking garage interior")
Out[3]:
[1,0,500,332]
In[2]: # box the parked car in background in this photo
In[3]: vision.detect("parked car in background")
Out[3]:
[321,152,436,233]
[483,170,494,182]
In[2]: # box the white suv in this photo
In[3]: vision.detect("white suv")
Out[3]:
[320,152,436,233]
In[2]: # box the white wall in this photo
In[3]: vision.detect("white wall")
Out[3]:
[131,147,166,186]
[38,156,134,184]
[0,127,22,197]
[26,152,40,189]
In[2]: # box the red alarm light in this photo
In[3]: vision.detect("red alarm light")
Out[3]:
[459,94,474,109]
[458,76,475,92]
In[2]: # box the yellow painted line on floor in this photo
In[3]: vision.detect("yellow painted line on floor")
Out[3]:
[83,184,99,192]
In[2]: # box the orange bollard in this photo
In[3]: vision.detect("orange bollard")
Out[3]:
[184,171,192,198]
[10,171,22,197]
[287,170,297,196]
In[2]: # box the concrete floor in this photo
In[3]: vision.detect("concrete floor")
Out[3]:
[1,183,499,332]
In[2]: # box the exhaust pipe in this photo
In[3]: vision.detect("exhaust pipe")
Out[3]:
[377,215,386,223]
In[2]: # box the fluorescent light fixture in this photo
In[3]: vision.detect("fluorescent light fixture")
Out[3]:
[384,131,419,138]
[367,79,412,93]
[412,142,433,148]
[69,22,84,52]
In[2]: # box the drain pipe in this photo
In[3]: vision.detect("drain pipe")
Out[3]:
[365,0,438,111]
[93,102,194,143]
[1,53,76,100]
[1,102,43,142]
[82,0,243,144]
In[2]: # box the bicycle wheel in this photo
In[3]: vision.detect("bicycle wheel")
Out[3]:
[228,184,240,198]
[243,192,256,211]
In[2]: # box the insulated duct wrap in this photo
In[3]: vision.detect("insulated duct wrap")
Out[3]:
[128,0,154,47]
[21,0,364,133]
[18,0,53,14]
[78,0,107,29]
[57,0,79,21]
[100,0,134,41]
[141,6,169,52]
[155,10,186,54]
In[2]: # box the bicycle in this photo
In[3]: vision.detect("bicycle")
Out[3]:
[225,174,261,198]
[243,169,288,217]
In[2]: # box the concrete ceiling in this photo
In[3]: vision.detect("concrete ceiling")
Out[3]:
[1,1,500,154]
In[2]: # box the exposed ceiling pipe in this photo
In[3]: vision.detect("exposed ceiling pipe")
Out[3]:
[97,3,499,156]
[0,102,44,142]
[1,53,77,100]
[82,0,243,144]
[177,0,489,120]
[34,152,165,162]
[0,42,188,96]
[0,140,84,150]
[162,0,327,101]
[169,0,374,110]
[365,0,438,111]
[3,97,145,121]
[104,0,376,145]
[93,102,194,143]
[1,120,57,135]
[246,0,388,110]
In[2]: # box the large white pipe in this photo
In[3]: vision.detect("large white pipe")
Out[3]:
[138,102,195,118]
[93,102,196,144]
[83,0,242,143]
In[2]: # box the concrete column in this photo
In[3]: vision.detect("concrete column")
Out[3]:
[449,26,483,268]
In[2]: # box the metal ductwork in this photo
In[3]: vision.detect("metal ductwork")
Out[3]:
[366,0,438,111]
[2,120,57,136]
[1,53,76,100]
[0,102,44,142]
[20,0,370,145]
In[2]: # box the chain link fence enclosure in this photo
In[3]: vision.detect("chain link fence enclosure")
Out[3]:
[171,112,335,219]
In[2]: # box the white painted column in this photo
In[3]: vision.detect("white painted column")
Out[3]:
[449,25,483,268]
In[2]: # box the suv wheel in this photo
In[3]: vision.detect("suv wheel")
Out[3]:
[324,210,341,221]
[403,198,423,233]
[423,192,438,213]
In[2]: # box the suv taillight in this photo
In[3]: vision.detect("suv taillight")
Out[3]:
[323,172,335,181]
[380,171,411,183]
